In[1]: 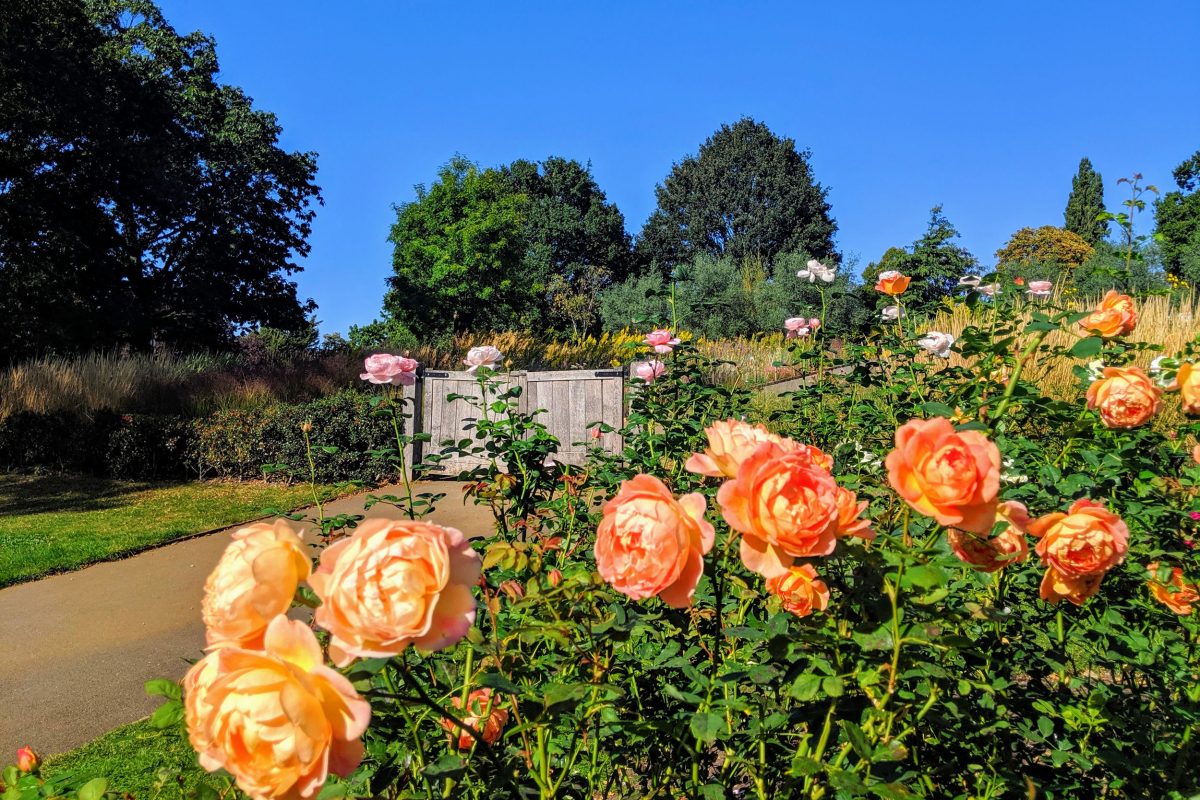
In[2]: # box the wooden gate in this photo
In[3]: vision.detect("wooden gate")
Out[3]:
[416,368,624,473]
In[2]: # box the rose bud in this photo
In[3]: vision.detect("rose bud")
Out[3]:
[15,746,39,773]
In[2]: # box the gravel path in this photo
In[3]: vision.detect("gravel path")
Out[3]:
[0,482,493,757]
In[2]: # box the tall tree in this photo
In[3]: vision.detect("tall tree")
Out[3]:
[1063,157,1108,245]
[863,206,977,316]
[636,118,837,273]
[502,158,633,335]
[384,157,531,338]
[0,0,320,362]
[1155,149,1200,280]
[995,226,1094,271]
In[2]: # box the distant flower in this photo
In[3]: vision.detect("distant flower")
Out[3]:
[875,270,911,296]
[1001,457,1030,485]
[360,353,419,386]
[1086,360,1106,382]
[1026,280,1053,299]
[797,259,837,283]
[463,345,503,373]
[644,329,681,354]
[881,305,905,322]
[917,331,955,358]
[977,283,999,297]
[957,275,982,288]
[1014,276,1026,286]
[633,359,666,383]
[784,316,821,339]
[1191,511,1200,521]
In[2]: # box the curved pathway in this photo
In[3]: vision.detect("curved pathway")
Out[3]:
[0,482,492,757]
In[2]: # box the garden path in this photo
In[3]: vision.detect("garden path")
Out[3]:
[0,482,492,757]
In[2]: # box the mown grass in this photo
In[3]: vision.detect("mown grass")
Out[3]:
[0,475,335,587]
[41,718,216,798]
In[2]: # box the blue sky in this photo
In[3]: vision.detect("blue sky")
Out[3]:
[158,1,1200,337]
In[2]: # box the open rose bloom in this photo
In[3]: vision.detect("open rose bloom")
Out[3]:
[185,616,371,800]
[796,259,836,283]
[309,518,481,666]
[463,345,503,373]
[1173,361,1200,415]
[1030,499,1128,605]
[718,440,869,578]
[885,417,1000,534]
[360,353,419,386]
[442,688,509,750]
[946,501,1030,572]
[201,520,311,650]
[917,331,955,358]
[1147,563,1199,615]
[643,329,681,354]
[784,317,820,338]
[633,359,666,383]
[765,564,830,618]
[1078,290,1137,338]
[1085,366,1161,429]
[685,419,790,479]
[594,474,714,607]
[875,270,911,296]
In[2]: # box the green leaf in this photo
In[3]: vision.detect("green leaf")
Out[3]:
[903,564,947,590]
[77,778,107,800]
[821,675,845,698]
[920,402,956,418]
[149,700,184,729]
[790,674,823,702]
[840,720,872,759]
[690,711,723,744]
[1069,336,1104,359]
[422,754,466,781]
[144,679,182,701]
[476,672,521,695]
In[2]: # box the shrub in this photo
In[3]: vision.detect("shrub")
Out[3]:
[159,278,1200,800]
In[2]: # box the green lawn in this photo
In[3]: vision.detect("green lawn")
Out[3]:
[0,474,335,587]
[41,718,217,798]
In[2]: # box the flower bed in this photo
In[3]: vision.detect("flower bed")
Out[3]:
[8,281,1200,799]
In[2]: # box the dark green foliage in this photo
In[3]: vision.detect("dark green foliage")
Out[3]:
[384,155,633,339]
[502,157,634,334]
[863,205,977,317]
[1155,149,1200,280]
[1064,157,1109,245]
[636,118,838,273]
[383,157,533,338]
[0,0,320,362]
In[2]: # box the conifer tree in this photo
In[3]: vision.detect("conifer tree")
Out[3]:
[1064,157,1109,245]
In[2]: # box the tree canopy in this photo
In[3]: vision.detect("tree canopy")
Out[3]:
[996,226,1094,271]
[636,118,838,273]
[863,206,977,316]
[1155,149,1200,281]
[0,0,321,362]
[383,156,633,339]
[1063,157,1108,245]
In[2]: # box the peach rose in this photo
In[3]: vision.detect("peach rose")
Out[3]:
[202,520,311,650]
[15,746,39,774]
[834,486,874,541]
[184,616,370,800]
[360,353,419,386]
[1030,498,1128,605]
[594,475,714,607]
[718,442,841,578]
[442,688,509,750]
[309,519,481,667]
[875,270,911,296]
[765,564,830,618]
[1078,290,1137,338]
[946,501,1030,572]
[1147,563,1199,615]
[1193,444,1200,465]
[685,420,787,479]
[1174,362,1200,415]
[885,417,1001,534]
[1085,366,1161,429]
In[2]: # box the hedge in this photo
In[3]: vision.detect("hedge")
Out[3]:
[0,390,397,484]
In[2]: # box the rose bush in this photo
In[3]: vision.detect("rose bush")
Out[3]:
[120,282,1200,800]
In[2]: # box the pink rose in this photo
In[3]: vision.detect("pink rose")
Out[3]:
[463,345,503,373]
[1026,280,1053,299]
[643,329,681,354]
[633,360,665,383]
[360,353,419,386]
[15,746,39,774]
[784,317,821,339]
